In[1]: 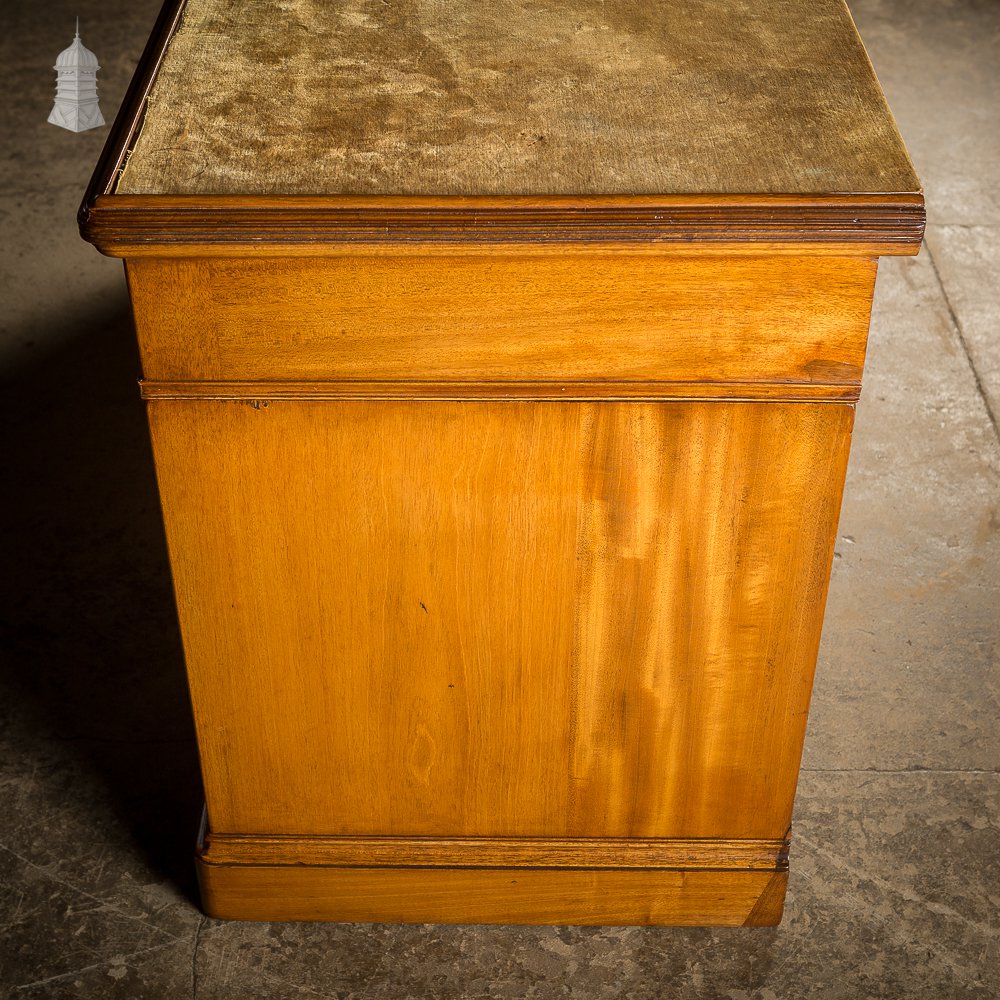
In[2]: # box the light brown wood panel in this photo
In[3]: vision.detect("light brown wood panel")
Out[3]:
[128,254,876,385]
[566,403,852,837]
[196,861,787,926]
[148,399,852,842]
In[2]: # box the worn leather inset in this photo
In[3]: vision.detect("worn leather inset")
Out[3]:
[118,0,920,197]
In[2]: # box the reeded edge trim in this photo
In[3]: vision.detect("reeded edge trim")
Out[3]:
[140,379,861,403]
[82,192,925,256]
[199,830,791,872]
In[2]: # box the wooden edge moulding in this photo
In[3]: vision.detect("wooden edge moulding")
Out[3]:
[139,380,863,404]
[82,192,925,255]
[199,828,791,871]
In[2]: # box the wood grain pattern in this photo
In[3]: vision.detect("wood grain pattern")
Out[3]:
[195,861,785,926]
[139,379,861,403]
[127,255,876,385]
[82,193,925,257]
[200,831,789,871]
[147,399,852,841]
[744,873,790,926]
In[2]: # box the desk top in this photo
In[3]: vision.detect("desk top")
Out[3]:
[82,0,924,255]
[116,0,918,198]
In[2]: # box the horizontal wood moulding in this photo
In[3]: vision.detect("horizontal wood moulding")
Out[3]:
[140,380,861,403]
[127,255,875,385]
[95,241,923,261]
[81,193,925,256]
[199,832,790,872]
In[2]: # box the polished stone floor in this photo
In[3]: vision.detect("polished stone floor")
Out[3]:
[1,1,997,996]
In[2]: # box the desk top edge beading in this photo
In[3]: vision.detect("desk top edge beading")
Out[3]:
[81,0,924,256]
[81,191,925,256]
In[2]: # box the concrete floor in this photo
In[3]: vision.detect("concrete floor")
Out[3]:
[1,0,997,996]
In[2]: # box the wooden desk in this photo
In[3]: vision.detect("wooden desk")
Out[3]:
[81,0,923,925]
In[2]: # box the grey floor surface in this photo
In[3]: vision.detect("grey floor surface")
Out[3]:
[1,0,997,997]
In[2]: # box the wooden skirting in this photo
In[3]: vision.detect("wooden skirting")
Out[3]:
[140,380,861,404]
[196,864,788,926]
[196,826,790,925]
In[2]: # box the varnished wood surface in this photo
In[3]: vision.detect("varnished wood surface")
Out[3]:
[114,0,918,200]
[140,379,862,404]
[127,254,876,386]
[91,237,925,260]
[148,399,852,841]
[200,831,789,871]
[81,193,925,257]
[195,861,787,926]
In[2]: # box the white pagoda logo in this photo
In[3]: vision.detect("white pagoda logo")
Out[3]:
[49,20,105,132]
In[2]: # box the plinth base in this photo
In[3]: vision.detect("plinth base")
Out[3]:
[195,820,789,926]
